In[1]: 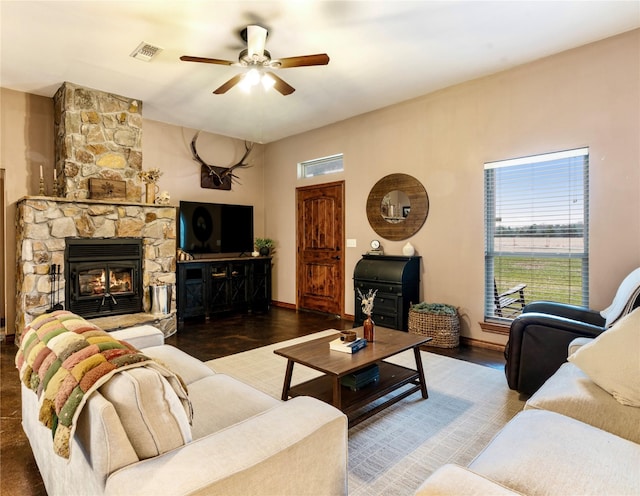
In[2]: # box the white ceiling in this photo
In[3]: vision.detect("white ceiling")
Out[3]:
[1,1,638,143]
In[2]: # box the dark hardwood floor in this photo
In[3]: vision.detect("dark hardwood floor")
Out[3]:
[1,306,505,495]
[165,306,355,361]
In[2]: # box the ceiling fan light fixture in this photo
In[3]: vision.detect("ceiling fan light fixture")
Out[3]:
[246,68,261,85]
[182,24,329,96]
[239,68,261,92]
[261,73,276,91]
[238,70,276,93]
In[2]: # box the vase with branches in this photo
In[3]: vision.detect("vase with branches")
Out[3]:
[138,168,163,203]
[357,288,378,341]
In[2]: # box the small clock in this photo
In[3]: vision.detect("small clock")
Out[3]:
[367,239,383,255]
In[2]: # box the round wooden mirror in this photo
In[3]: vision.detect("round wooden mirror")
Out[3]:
[366,173,429,241]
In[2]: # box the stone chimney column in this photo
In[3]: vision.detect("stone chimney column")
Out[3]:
[53,82,143,201]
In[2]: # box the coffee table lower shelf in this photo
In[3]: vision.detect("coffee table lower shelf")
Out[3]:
[287,361,424,427]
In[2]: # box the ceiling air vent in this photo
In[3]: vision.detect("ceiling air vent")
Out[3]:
[130,42,162,62]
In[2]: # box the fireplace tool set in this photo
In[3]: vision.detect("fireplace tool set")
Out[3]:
[47,264,64,313]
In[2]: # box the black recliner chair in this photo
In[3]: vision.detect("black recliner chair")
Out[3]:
[504,267,640,396]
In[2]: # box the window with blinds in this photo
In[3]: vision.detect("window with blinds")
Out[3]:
[298,154,343,178]
[484,148,589,321]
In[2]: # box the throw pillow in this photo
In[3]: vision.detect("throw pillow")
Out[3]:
[568,307,640,407]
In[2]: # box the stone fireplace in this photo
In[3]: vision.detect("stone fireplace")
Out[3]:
[16,197,177,339]
[15,82,176,340]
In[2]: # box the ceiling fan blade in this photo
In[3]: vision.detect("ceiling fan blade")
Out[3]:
[180,55,235,66]
[275,54,330,68]
[265,72,295,95]
[213,74,245,94]
[247,25,267,58]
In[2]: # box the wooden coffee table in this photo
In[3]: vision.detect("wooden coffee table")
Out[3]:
[274,326,432,426]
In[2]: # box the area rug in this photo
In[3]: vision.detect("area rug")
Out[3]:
[207,330,525,496]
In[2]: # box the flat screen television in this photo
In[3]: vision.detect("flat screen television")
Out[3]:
[178,201,254,255]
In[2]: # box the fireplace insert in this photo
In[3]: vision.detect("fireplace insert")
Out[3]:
[65,238,143,318]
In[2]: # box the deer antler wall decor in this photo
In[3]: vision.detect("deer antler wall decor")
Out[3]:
[190,131,254,190]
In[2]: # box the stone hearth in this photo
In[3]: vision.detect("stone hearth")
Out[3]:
[16,196,177,340]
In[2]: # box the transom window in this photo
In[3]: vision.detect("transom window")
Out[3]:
[484,147,589,320]
[298,154,343,179]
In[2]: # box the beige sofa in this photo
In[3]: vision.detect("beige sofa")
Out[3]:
[21,325,348,496]
[416,309,640,495]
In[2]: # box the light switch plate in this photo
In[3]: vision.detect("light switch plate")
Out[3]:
[346,238,357,248]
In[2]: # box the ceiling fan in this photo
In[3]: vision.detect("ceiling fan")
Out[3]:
[180,25,330,96]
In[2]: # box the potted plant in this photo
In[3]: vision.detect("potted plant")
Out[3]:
[255,238,275,256]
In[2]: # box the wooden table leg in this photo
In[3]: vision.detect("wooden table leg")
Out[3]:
[332,376,342,409]
[414,347,429,399]
[281,359,295,401]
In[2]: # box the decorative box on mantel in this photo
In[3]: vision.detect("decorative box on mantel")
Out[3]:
[15,195,177,341]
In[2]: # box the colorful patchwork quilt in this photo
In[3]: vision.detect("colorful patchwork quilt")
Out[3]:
[15,310,191,459]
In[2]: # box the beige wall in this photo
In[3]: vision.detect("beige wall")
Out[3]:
[1,88,55,339]
[264,29,640,345]
[141,120,265,230]
[2,30,639,344]
[0,89,264,337]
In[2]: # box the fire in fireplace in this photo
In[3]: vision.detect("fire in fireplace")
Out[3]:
[78,268,133,296]
[65,238,143,318]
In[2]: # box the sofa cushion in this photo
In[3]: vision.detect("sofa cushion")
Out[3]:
[110,325,164,349]
[568,307,640,406]
[99,368,192,459]
[141,344,215,386]
[469,410,640,496]
[525,362,640,443]
[415,464,523,495]
[188,374,281,440]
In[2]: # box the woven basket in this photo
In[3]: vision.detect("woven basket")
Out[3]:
[408,307,460,348]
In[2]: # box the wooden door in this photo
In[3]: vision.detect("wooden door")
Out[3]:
[297,181,345,315]
[0,169,4,335]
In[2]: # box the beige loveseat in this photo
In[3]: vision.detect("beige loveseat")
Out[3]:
[21,324,348,496]
[416,308,640,495]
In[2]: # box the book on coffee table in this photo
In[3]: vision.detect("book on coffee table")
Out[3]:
[329,337,367,354]
[341,364,379,391]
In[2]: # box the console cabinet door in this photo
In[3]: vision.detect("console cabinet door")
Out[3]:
[229,262,248,309]
[178,264,208,321]
[209,263,230,313]
[250,259,272,310]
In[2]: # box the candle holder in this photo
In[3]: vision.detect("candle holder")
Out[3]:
[38,178,46,196]
[53,169,59,197]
